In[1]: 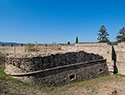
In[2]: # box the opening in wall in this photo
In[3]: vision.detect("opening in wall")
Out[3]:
[69,74,76,81]
[99,69,103,72]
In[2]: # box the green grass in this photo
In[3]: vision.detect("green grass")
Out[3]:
[114,73,125,77]
[0,66,22,84]
[0,67,8,78]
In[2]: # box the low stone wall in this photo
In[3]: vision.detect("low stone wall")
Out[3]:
[5,51,103,74]
[8,59,109,86]
[5,51,110,86]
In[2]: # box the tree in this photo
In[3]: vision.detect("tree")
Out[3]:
[75,36,78,43]
[97,25,110,43]
[67,41,70,45]
[116,27,125,42]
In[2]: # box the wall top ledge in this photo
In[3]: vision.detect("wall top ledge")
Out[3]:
[7,59,106,76]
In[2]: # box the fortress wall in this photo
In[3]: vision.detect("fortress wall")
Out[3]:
[0,43,114,73]
[0,45,62,54]
[61,44,113,72]
[75,43,112,63]
[0,46,15,54]
[114,42,125,75]
[0,45,25,54]
[38,45,61,50]
[75,43,108,46]
[0,43,112,60]
[116,60,125,75]
[61,43,112,63]
[61,45,77,52]
[118,42,125,45]
[15,46,26,53]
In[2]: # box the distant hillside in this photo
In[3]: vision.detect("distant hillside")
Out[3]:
[0,42,24,45]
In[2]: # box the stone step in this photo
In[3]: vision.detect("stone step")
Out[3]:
[107,64,114,74]
[108,67,114,69]
[109,71,114,74]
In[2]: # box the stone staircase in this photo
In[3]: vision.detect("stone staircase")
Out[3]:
[107,63,114,74]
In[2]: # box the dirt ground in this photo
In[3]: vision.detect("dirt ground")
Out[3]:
[61,75,125,95]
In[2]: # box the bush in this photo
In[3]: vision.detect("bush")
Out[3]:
[25,43,34,52]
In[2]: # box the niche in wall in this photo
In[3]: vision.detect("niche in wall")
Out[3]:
[99,69,102,72]
[69,74,76,81]
[99,68,103,73]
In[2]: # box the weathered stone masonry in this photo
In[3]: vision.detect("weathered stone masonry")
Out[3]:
[11,60,108,86]
[5,51,103,73]
[114,42,125,75]
[1,42,125,86]
[0,43,114,73]
[5,51,109,86]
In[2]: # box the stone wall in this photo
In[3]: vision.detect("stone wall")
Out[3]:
[114,42,125,75]
[61,43,113,73]
[5,51,103,74]
[61,43,112,63]
[0,43,112,63]
[2,42,125,75]
[0,43,113,73]
[0,45,26,54]
[6,59,109,86]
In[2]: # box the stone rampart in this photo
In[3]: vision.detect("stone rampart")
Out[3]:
[61,43,113,73]
[0,43,113,73]
[1,42,125,75]
[114,42,125,75]
[61,43,112,63]
[0,45,26,54]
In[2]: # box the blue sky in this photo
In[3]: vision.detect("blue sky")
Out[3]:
[0,0,125,44]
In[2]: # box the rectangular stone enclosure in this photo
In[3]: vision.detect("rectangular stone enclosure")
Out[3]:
[12,59,109,86]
